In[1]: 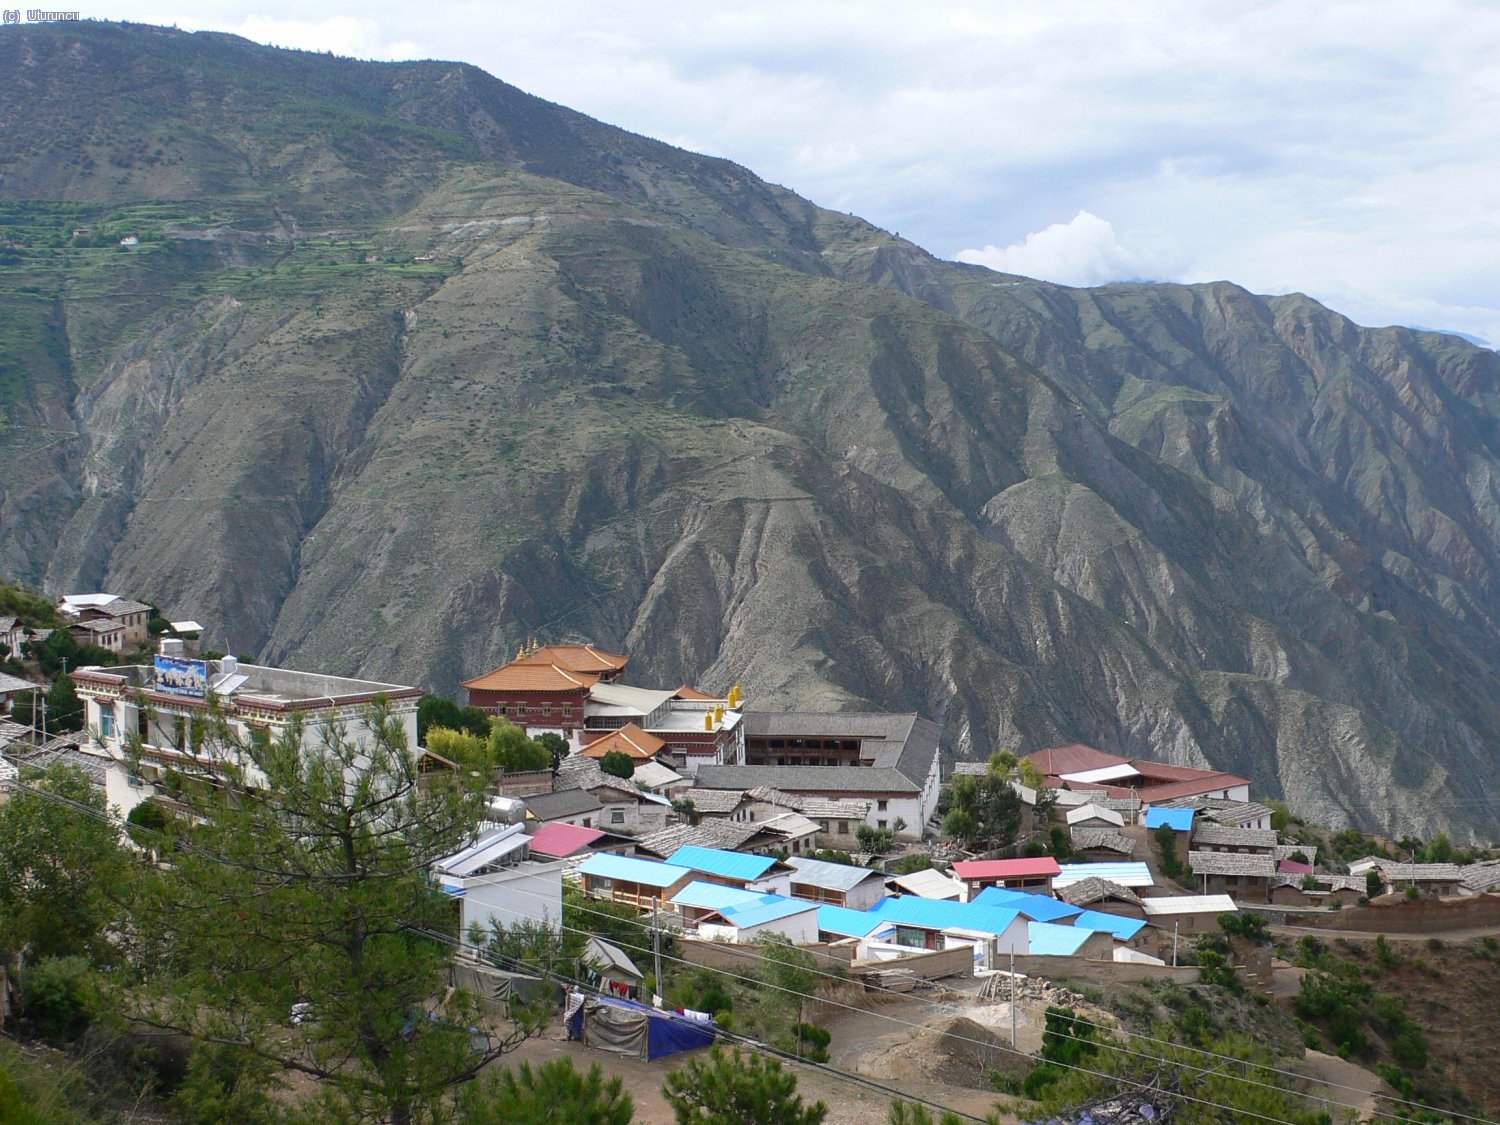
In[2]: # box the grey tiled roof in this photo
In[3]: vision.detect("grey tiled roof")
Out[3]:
[681,788,750,814]
[1056,877,1144,908]
[745,785,868,819]
[1069,828,1136,855]
[636,820,760,857]
[1190,823,1278,850]
[1188,850,1276,877]
[1460,862,1500,893]
[1366,862,1461,882]
[1273,844,1318,864]
[524,789,602,821]
[695,764,920,794]
[1272,874,1364,892]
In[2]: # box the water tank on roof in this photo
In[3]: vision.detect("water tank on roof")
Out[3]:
[486,796,527,825]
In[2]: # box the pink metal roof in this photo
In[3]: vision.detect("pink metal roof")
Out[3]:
[527,822,606,857]
[951,857,1062,879]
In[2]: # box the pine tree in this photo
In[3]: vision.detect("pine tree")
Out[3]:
[662,1046,826,1125]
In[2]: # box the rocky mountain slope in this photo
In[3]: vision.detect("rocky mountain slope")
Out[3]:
[2,22,1498,838]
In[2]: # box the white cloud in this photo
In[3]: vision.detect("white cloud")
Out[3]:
[87,0,1500,343]
[955,211,1180,288]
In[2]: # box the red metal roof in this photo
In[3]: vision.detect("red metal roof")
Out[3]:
[951,857,1062,879]
[1023,744,1127,776]
[527,822,607,857]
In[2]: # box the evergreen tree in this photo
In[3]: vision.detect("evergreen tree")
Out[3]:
[459,1058,635,1124]
[663,1047,826,1125]
[121,699,543,1125]
[599,750,635,779]
[45,674,84,733]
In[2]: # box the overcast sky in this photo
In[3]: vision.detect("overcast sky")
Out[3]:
[79,1,1500,344]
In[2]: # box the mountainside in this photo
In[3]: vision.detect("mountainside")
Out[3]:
[3,22,1499,838]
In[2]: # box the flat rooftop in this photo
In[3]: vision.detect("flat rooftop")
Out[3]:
[75,660,420,710]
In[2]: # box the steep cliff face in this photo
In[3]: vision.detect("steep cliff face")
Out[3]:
[2,23,1497,838]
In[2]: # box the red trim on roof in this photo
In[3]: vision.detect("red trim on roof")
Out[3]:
[951,858,1061,879]
[528,822,607,857]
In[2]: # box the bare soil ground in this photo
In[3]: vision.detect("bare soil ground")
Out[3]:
[500,1020,1021,1124]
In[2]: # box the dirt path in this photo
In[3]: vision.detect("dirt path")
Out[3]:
[1296,1049,1388,1122]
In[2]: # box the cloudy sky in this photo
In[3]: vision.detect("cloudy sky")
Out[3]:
[78,1,1500,344]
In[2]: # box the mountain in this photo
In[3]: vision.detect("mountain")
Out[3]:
[3,22,1499,839]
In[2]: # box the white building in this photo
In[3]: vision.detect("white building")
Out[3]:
[72,652,421,818]
[433,823,565,946]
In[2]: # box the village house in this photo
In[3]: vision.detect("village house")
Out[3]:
[1066,802,1126,831]
[1189,822,1278,855]
[1067,827,1137,859]
[0,616,27,660]
[864,895,1028,961]
[59,594,154,650]
[1460,861,1500,895]
[68,617,126,653]
[432,822,564,946]
[580,722,667,765]
[1024,744,1251,806]
[1054,862,1155,890]
[1143,806,1195,867]
[1138,894,1238,961]
[523,822,614,861]
[72,653,422,818]
[552,754,672,834]
[784,856,888,910]
[578,853,695,909]
[664,844,794,895]
[523,788,603,829]
[742,786,870,849]
[1348,858,1464,897]
[1187,850,1275,901]
[0,673,40,716]
[952,857,1061,898]
[887,867,965,901]
[696,895,821,945]
[1056,877,1148,920]
[636,820,763,858]
[1269,873,1364,907]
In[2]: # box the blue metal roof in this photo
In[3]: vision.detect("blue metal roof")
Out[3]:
[666,845,778,881]
[668,880,768,911]
[1144,806,1196,831]
[816,904,890,938]
[1027,921,1094,956]
[1054,862,1154,888]
[868,895,1023,938]
[578,853,693,888]
[1071,910,1147,940]
[711,895,818,929]
[971,888,1083,922]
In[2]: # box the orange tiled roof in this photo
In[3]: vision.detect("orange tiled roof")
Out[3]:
[462,661,600,693]
[520,644,628,675]
[581,722,667,761]
[673,684,717,701]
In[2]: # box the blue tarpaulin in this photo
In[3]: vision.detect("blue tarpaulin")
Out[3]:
[568,995,716,1060]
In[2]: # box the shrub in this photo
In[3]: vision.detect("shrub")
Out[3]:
[21,956,97,1042]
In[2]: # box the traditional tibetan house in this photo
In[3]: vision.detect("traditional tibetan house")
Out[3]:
[952,857,1060,898]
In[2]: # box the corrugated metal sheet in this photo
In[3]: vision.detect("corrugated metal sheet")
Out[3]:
[1054,862,1154,888]
[1071,909,1147,940]
[1143,807,1195,831]
[666,845,777,881]
[713,895,819,929]
[970,888,1081,922]
[816,904,889,938]
[1027,921,1093,956]
[669,880,767,911]
[868,895,1022,937]
[578,853,692,887]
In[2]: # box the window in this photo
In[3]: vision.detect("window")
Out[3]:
[877,819,887,829]
[98,703,116,738]
[838,822,849,835]
[877,800,888,812]
[610,810,625,825]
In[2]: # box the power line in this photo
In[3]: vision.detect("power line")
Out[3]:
[6,749,1491,1125]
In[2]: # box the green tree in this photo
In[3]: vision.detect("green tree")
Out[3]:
[417,693,463,741]
[460,1058,635,1124]
[44,674,84,733]
[663,1046,827,1125]
[889,1099,1001,1125]
[425,724,489,770]
[0,763,125,961]
[856,823,897,856]
[600,750,636,779]
[121,700,542,1125]
[536,731,569,770]
[489,717,550,772]
[941,766,1022,852]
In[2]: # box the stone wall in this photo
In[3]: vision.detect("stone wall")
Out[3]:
[1290,892,1500,934]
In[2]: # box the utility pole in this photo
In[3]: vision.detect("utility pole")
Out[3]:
[1009,948,1017,1047]
[651,895,664,1005]
[1173,921,1180,968]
